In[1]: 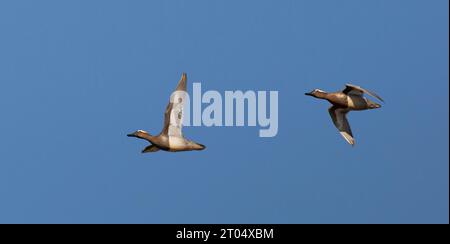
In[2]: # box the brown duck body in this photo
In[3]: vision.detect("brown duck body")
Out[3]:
[305,84,383,146]
[127,73,206,153]
[324,92,380,110]
[128,130,204,152]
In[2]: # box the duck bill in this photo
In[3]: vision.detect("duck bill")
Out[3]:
[304,92,313,96]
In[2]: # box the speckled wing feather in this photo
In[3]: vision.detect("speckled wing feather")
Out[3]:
[343,84,384,102]
[328,106,355,146]
[161,73,187,137]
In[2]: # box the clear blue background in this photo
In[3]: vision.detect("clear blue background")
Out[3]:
[0,0,448,223]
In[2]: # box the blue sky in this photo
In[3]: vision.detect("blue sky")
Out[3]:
[0,0,448,223]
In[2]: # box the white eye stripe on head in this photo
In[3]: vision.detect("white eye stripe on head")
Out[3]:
[315,89,325,93]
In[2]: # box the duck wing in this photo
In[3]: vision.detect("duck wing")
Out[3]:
[142,145,160,153]
[343,84,384,102]
[328,106,355,146]
[161,73,187,137]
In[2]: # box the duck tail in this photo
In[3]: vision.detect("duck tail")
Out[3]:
[367,100,381,109]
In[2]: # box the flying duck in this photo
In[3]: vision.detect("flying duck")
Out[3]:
[305,84,384,146]
[127,73,206,153]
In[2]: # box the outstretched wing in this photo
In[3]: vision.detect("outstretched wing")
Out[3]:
[328,106,355,146]
[343,84,384,102]
[142,145,160,153]
[161,73,187,137]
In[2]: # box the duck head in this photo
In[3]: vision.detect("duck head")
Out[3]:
[127,130,152,138]
[305,89,327,99]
